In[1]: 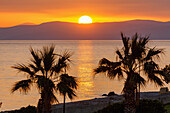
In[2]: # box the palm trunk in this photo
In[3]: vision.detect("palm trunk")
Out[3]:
[138,83,140,103]
[136,83,140,105]
[63,94,66,113]
[124,75,136,113]
[124,86,136,113]
[136,62,141,105]
[44,83,51,113]
[37,98,43,113]
[43,72,51,113]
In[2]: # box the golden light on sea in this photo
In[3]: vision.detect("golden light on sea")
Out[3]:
[77,40,95,98]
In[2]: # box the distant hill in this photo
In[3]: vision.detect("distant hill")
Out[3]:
[18,23,36,26]
[0,20,170,40]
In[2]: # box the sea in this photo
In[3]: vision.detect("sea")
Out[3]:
[0,40,170,111]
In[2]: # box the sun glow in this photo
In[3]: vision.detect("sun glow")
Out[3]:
[78,16,92,24]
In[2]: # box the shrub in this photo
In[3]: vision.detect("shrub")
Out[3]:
[136,99,166,113]
[94,99,167,113]
[164,103,170,113]
[7,105,36,113]
[94,102,124,113]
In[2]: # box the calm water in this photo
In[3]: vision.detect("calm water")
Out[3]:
[0,40,170,111]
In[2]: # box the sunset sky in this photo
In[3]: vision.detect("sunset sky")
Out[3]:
[1,0,170,27]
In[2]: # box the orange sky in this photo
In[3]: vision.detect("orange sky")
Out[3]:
[1,0,170,27]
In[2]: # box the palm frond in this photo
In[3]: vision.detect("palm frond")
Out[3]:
[11,79,32,93]
[99,58,112,66]
[133,72,146,87]
[49,90,59,104]
[144,47,164,61]
[57,82,76,100]
[30,47,42,69]
[116,50,123,60]
[121,33,130,56]
[41,45,55,73]
[107,67,123,80]
[53,51,72,74]
[94,66,110,74]
[131,33,138,56]
[29,64,39,73]
[36,75,55,90]
[61,50,73,62]
[99,58,121,68]
[12,64,34,77]
[139,36,149,47]
[116,67,124,80]
[144,61,159,74]
[131,34,149,59]
[60,74,78,89]
[161,64,170,83]
[66,89,76,100]
[148,74,164,86]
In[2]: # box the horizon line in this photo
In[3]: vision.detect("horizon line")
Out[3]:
[1,19,170,28]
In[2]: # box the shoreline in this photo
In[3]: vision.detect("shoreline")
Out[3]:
[1,91,170,113]
[51,91,170,113]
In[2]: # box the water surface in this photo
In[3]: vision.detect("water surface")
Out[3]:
[0,40,170,111]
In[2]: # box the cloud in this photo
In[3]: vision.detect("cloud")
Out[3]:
[0,0,170,27]
[1,0,170,15]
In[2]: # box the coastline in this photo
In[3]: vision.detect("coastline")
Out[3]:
[51,91,170,113]
[1,91,170,113]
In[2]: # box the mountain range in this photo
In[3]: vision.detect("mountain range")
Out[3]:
[0,20,170,40]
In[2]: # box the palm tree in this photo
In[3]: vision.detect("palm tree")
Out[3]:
[57,74,78,113]
[94,33,165,113]
[11,46,72,113]
[130,34,149,105]
[56,52,78,113]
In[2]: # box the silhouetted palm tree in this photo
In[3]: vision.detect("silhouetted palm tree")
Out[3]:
[130,34,149,105]
[56,52,78,113]
[94,33,165,113]
[11,46,73,113]
[57,74,78,113]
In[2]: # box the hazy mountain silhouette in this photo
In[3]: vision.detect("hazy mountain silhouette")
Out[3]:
[0,20,170,40]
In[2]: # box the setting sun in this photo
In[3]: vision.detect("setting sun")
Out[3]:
[79,16,92,24]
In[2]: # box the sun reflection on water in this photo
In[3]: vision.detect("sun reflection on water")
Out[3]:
[77,40,95,99]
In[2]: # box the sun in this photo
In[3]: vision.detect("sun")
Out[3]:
[79,16,92,24]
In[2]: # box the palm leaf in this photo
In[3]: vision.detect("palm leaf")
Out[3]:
[148,74,164,86]
[144,47,164,61]
[121,32,130,56]
[30,47,42,68]
[116,50,123,60]
[50,90,59,104]
[94,66,110,74]
[11,79,32,93]
[57,82,76,100]
[12,64,34,77]
[41,45,55,73]
[60,74,78,89]
[36,75,55,90]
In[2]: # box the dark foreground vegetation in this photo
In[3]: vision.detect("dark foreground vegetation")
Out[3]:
[94,99,168,113]
[4,99,170,113]
[5,105,36,113]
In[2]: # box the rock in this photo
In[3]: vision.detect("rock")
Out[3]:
[108,92,117,96]
[102,94,107,96]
